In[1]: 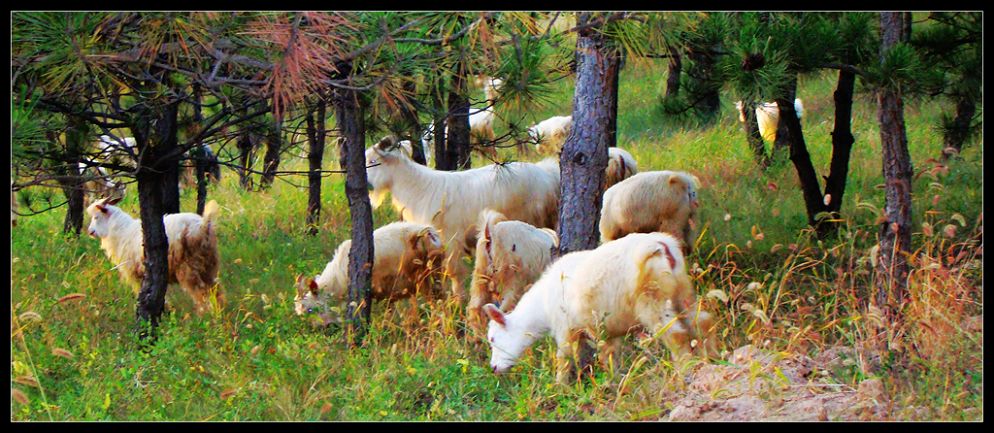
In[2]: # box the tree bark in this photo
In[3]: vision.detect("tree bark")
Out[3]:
[132,99,180,340]
[739,100,771,170]
[333,75,375,347]
[778,94,824,230]
[686,43,721,122]
[159,102,181,215]
[942,95,978,159]
[237,126,255,190]
[665,45,682,98]
[446,70,472,170]
[260,118,282,189]
[431,92,449,171]
[558,16,616,256]
[607,51,622,148]
[60,115,87,236]
[400,80,427,165]
[821,69,857,232]
[773,75,798,154]
[192,83,208,215]
[305,97,326,236]
[875,12,914,314]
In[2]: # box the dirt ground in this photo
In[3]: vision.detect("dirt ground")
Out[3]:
[667,345,894,421]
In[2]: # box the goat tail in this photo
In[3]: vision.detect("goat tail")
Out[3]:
[200,200,220,236]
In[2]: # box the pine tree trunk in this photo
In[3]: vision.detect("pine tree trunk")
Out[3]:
[159,103,181,215]
[665,45,682,98]
[446,71,472,170]
[686,44,721,122]
[607,51,622,148]
[400,80,427,165]
[132,100,180,340]
[558,17,616,256]
[305,98,326,236]
[237,128,255,190]
[60,116,87,236]
[821,69,857,233]
[778,94,825,230]
[773,75,798,154]
[739,100,771,170]
[333,75,375,347]
[260,119,282,189]
[192,84,208,215]
[432,93,449,170]
[942,95,978,159]
[875,12,914,314]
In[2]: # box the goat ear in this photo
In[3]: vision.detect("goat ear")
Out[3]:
[95,203,109,214]
[106,195,123,206]
[375,136,393,151]
[307,278,319,296]
[295,275,307,297]
[483,303,506,327]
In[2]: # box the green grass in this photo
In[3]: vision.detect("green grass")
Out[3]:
[11,58,983,421]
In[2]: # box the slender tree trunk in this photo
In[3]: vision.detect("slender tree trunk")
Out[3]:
[400,80,427,165]
[607,51,622,148]
[773,75,798,154]
[558,16,616,256]
[740,100,771,170]
[821,69,857,233]
[446,70,472,170]
[778,94,825,230]
[942,95,978,159]
[305,98,326,236]
[192,84,208,215]
[159,103,181,215]
[432,92,449,170]
[60,116,88,236]
[333,73,375,347]
[686,44,721,122]
[665,45,682,98]
[237,127,255,190]
[132,99,180,340]
[261,119,282,189]
[903,12,913,43]
[875,12,914,315]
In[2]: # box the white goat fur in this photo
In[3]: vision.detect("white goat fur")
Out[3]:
[734,98,804,143]
[294,221,446,320]
[365,137,560,297]
[604,147,639,190]
[469,209,559,325]
[599,171,700,253]
[529,115,572,155]
[483,232,715,382]
[85,198,222,314]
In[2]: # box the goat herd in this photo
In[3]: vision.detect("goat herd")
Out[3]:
[34,76,726,382]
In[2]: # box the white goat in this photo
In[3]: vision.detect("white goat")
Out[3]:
[468,209,559,327]
[599,171,700,254]
[365,136,560,298]
[482,232,715,382]
[604,147,639,191]
[294,221,446,324]
[86,197,223,314]
[734,98,804,143]
[528,115,572,155]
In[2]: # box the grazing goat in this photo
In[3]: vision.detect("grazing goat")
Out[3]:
[365,136,560,299]
[734,99,804,143]
[294,221,446,325]
[483,232,715,383]
[468,209,559,328]
[599,171,700,254]
[528,115,572,155]
[86,197,223,314]
[604,147,639,191]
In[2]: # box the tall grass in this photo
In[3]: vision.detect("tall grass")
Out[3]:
[10,57,982,420]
